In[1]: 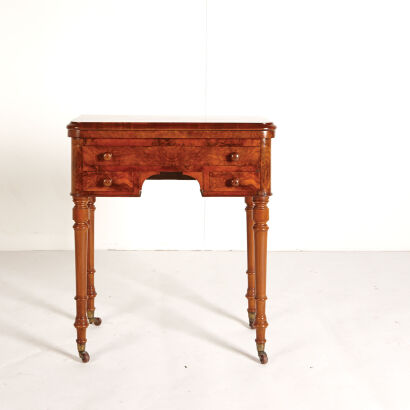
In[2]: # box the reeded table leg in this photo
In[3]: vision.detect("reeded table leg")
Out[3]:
[87,197,101,326]
[73,196,90,363]
[245,197,256,329]
[253,194,269,364]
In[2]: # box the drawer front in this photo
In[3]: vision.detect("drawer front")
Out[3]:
[208,171,260,193]
[82,146,259,170]
[82,171,134,192]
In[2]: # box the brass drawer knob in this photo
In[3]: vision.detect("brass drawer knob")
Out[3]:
[103,178,112,187]
[103,152,113,161]
[230,177,240,187]
[229,152,240,162]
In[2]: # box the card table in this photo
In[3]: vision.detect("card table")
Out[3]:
[68,115,276,363]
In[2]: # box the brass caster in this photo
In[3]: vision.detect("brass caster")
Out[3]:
[88,310,102,326]
[79,351,90,363]
[258,351,268,364]
[89,317,102,326]
[248,312,256,329]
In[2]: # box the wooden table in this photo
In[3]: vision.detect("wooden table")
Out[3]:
[68,116,276,364]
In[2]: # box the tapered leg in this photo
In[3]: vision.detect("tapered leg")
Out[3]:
[73,196,90,363]
[253,194,269,364]
[87,197,101,326]
[245,197,256,328]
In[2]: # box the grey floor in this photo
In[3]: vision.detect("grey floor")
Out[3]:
[0,251,409,410]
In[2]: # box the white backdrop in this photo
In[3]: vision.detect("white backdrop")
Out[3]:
[0,0,409,251]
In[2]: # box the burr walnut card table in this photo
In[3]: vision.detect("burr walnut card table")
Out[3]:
[68,115,276,364]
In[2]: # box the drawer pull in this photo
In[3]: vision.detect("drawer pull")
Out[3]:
[230,177,240,187]
[103,152,113,161]
[229,152,240,162]
[103,178,112,187]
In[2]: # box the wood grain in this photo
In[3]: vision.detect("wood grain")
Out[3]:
[69,117,275,363]
[72,196,89,360]
[208,171,260,193]
[253,194,269,363]
[245,196,256,328]
[82,146,260,170]
[82,171,134,193]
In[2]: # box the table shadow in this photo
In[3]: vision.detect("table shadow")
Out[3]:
[0,278,72,320]
[120,267,249,328]
[0,320,76,361]
[108,267,257,362]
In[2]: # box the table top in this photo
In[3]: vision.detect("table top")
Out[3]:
[67,115,276,131]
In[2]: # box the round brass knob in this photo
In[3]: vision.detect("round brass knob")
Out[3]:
[103,178,112,187]
[103,152,113,161]
[230,177,240,187]
[229,152,240,162]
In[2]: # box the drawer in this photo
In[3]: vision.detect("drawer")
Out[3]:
[82,146,259,170]
[208,171,260,193]
[82,171,134,192]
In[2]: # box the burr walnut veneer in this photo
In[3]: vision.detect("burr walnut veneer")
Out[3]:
[68,115,276,364]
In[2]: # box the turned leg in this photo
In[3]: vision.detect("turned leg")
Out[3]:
[87,197,101,326]
[253,194,269,364]
[245,197,256,328]
[73,196,90,363]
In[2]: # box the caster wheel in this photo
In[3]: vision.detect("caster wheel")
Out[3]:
[248,313,256,329]
[258,351,268,364]
[93,317,102,326]
[79,351,90,363]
